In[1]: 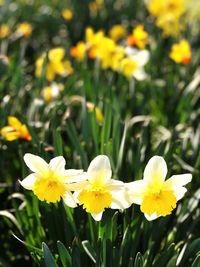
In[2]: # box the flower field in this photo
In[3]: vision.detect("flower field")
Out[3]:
[0,0,200,266]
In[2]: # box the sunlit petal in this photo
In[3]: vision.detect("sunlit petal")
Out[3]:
[144,156,167,183]
[24,153,49,175]
[19,174,38,190]
[144,212,159,221]
[49,156,66,173]
[173,186,187,201]
[91,212,103,221]
[87,155,112,186]
[63,192,77,208]
[126,180,147,205]
[166,174,192,187]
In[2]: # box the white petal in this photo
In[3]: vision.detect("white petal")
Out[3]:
[73,191,81,203]
[19,174,38,190]
[144,156,167,183]
[87,155,112,186]
[67,181,89,191]
[49,156,66,173]
[63,192,77,208]
[144,212,159,221]
[125,46,137,56]
[126,180,147,205]
[133,69,147,81]
[111,190,131,209]
[64,170,87,183]
[166,174,192,187]
[24,153,49,175]
[106,179,125,190]
[91,212,103,221]
[173,186,187,201]
[133,50,149,66]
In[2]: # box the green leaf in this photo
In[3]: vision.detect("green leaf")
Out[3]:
[57,241,72,267]
[53,128,63,156]
[134,252,144,267]
[192,255,200,267]
[82,240,96,263]
[42,242,58,267]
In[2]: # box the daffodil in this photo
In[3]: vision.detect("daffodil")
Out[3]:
[146,0,186,36]
[0,24,11,38]
[169,39,192,64]
[121,47,149,80]
[20,154,86,207]
[62,9,74,21]
[16,22,32,38]
[89,0,103,14]
[41,83,64,103]
[127,156,192,221]
[1,116,31,141]
[109,24,126,41]
[70,42,87,61]
[35,48,73,81]
[127,25,148,49]
[86,102,104,124]
[73,155,130,221]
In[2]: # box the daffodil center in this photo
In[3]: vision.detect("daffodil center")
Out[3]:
[141,189,177,217]
[78,187,112,214]
[33,173,66,203]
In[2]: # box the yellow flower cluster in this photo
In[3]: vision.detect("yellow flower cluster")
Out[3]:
[1,117,31,141]
[127,25,149,49]
[169,39,192,64]
[146,0,186,36]
[35,47,74,81]
[71,27,150,79]
[20,154,192,221]
[0,22,32,39]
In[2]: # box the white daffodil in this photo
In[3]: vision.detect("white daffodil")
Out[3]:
[125,47,150,80]
[126,156,192,221]
[72,155,130,221]
[20,153,86,207]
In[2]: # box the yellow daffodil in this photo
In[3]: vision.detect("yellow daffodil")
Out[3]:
[146,0,186,36]
[85,28,105,59]
[86,102,104,124]
[42,83,64,103]
[169,39,192,64]
[89,0,104,14]
[72,28,149,79]
[20,154,86,206]
[73,155,130,221]
[16,22,32,38]
[127,156,192,221]
[0,24,11,38]
[109,24,126,41]
[35,48,73,81]
[127,25,149,49]
[70,42,87,61]
[62,9,74,21]
[1,116,31,141]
